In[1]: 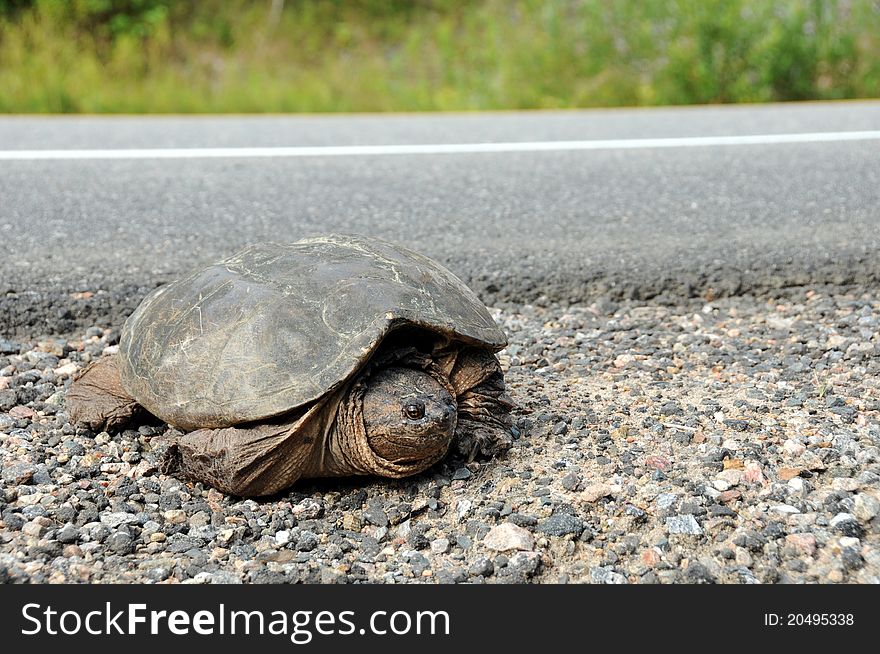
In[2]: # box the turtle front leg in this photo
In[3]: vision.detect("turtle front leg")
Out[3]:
[448,348,515,460]
[67,355,144,432]
[165,405,327,497]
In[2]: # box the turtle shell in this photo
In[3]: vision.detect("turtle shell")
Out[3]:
[118,234,506,430]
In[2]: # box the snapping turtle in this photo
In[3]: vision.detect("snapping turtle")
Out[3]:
[67,235,513,497]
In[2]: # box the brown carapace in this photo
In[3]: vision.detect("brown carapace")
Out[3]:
[67,235,514,497]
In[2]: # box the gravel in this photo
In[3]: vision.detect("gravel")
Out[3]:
[0,286,878,583]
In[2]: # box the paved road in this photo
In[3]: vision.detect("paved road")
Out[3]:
[1,101,879,337]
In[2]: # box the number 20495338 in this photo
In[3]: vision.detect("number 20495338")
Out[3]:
[764,613,854,626]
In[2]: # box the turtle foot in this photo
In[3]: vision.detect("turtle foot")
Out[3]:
[453,373,515,460]
[67,355,143,432]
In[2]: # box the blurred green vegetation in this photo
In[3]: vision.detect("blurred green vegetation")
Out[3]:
[0,0,877,113]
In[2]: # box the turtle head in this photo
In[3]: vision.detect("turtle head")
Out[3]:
[360,366,457,474]
[320,362,458,479]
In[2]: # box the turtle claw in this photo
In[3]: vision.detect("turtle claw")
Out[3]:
[455,418,513,461]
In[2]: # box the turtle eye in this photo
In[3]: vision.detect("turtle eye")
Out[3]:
[404,402,425,420]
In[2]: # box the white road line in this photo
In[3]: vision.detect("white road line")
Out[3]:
[1,130,879,160]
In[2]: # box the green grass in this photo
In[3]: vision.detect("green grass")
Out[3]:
[1,0,878,113]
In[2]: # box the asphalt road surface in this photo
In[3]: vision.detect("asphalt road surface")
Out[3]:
[1,101,879,337]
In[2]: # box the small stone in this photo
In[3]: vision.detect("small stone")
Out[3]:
[778,467,802,481]
[660,402,682,416]
[452,467,472,480]
[831,478,859,492]
[56,523,79,544]
[342,513,363,532]
[560,472,580,491]
[468,557,494,577]
[508,514,539,529]
[853,494,879,522]
[839,536,860,549]
[63,545,84,558]
[100,512,137,529]
[723,420,749,432]
[37,339,66,356]
[291,498,323,520]
[785,533,816,556]
[825,334,848,350]
[22,520,48,538]
[718,490,741,503]
[9,405,35,420]
[163,509,187,525]
[581,483,614,502]
[537,513,584,537]
[708,504,736,517]
[483,522,535,552]
[320,567,348,584]
[770,504,800,514]
[107,532,134,554]
[189,511,210,528]
[396,520,412,539]
[191,571,241,584]
[782,439,806,458]
[787,477,806,494]
[645,455,671,472]
[54,363,79,377]
[275,530,291,546]
[743,461,765,484]
[0,339,21,355]
[666,515,703,535]
[735,547,753,566]
[46,391,65,406]
[641,548,662,566]
[716,469,742,486]
[0,388,17,413]
[590,567,627,584]
[18,492,45,507]
[508,551,542,575]
[830,513,863,537]
[655,493,678,510]
[364,503,389,527]
[430,538,450,554]
[3,463,35,485]
[295,532,319,552]
[846,342,874,356]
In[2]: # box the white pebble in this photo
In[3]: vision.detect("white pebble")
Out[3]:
[770,504,800,514]
[430,538,450,554]
[483,523,535,552]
